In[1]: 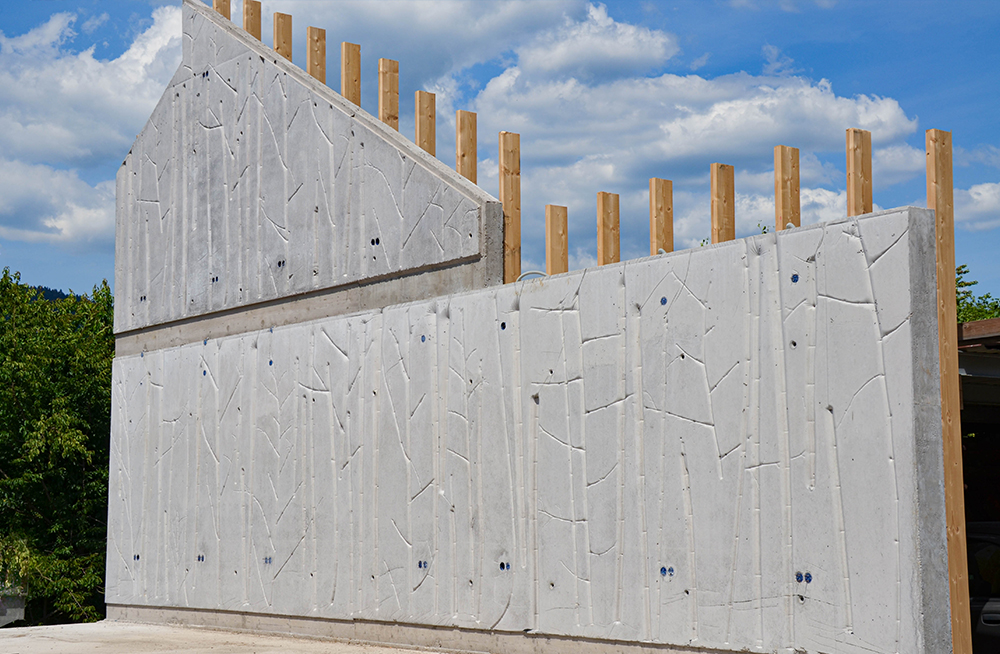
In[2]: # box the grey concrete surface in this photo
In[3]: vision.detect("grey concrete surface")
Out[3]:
[0,620,427,653]
[114,0,502,337]
[107,208,949,653]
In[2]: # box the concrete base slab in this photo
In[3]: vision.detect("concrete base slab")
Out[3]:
[0,620,428,654]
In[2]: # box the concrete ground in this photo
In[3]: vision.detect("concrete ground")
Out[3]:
[0,621,429,654]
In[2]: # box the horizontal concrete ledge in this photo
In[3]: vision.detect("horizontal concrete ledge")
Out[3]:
[115,253,492,357]
[107,605,736,654]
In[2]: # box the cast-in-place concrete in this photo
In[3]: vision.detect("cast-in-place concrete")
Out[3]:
[108,2,953,652]
[115,0,502,337]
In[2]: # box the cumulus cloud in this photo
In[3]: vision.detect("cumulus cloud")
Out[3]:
[0,158,114,246]
[873,143,924,186]
[254,0,584,87]
[459,4,920,267]
[0,6,179,246]
[517,4,679,80]
[956,182,1000,231]
[0,6,181,167]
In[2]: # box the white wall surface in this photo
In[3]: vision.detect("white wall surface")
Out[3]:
[114,0,499,335]
[106,208,950,654]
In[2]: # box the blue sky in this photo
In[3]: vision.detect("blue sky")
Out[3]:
[1,0,998,298]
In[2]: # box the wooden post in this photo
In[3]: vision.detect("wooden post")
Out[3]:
[499,131,520,283]
[273,13,292,61]
[546,205,569,276]
[928,128,973,654]
[649,177,673,254]
[415,91,435,155]
[341,42,361,105]
[213,0,230,20]
[711,163,735,243]
[456,110,477,183]
[846,128,873,216]
[378,59,399,130]
[597,192,620,265]
[774,145,800,230]
[307,27,326,84]
[243,0,261,40]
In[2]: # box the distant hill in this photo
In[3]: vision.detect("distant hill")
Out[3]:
[31,286,73,301]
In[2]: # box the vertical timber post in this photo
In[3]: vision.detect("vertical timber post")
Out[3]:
[456,110,477,183]
[415,91,436,155]
[307,27,326,84]
[847,128,873,216]
[711,163,735,243]
[649,177,673,254]
[774,145,800,230]
[243,0,261,40]
[213,0,230,20]
[273,13,292,61]
[499,131,520,283]
[928,128,973,654]
[341,43,361,106]
[597,192,620,265]
[546,205,569,276]
[379,59,399,130]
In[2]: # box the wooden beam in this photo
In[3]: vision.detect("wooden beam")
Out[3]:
[456,110,477,183]
[306,27,326,84]
[774,145,800,230]
[341,42,361,105]
[243,0,261,40]
[928,128,973,654]
[846,128,873,216]
[499,131,521,283]
[959,316,1000,343]
[415,91,435,156]
[213,0,230,20]
[378,59,399,130]
[649,177,673,255]
[597,192,620,265]
[273,12,292,61]
[711,163,735,243]
[546,205,569,276]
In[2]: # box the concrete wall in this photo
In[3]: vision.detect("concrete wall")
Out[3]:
[114,0,502,337]
[107,207,951,654]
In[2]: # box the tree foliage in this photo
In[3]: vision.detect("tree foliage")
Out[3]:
[0,268,113,624]
[957,264,1000,323]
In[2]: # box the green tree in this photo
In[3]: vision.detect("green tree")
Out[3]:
[957,264,1000,323]
[0,268,113,624]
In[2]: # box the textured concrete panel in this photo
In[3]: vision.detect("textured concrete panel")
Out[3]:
[106,208,949,654]
[114,0,500,335]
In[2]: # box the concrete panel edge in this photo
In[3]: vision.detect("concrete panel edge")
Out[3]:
[907,206,952,651]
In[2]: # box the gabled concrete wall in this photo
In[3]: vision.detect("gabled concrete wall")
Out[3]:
[107,207,951,654]
[114,0,502,337]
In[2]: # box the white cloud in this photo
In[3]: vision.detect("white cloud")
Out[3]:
[873,143,924,186]
[254,0,584,87]
[81,13,109,35]
[690,53,711,71]
[956,182,1000,231]
[0,6,181,167]
[0,158,114,246]
[762,45,799,76]
[517,4,679,80]
[0,7,179,246]
[957,144,1000,169]
[458,7,919,269]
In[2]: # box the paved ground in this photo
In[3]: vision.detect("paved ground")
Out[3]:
[0,621,429,654]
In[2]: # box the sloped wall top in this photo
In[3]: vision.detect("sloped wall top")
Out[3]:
[114,0,502,336]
